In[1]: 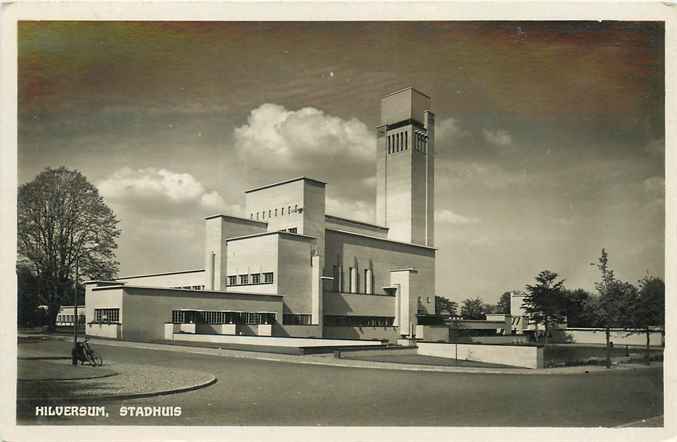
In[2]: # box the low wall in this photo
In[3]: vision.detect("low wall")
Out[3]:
[171,333,385,348]
[324,326,400,343]
[562,328,663,347]
[417,342,544,369]
[86,323,122,339]
[452,335,529,345]
[275,324,323,338]
[416,325,449,342]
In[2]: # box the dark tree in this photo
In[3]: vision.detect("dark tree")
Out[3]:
[461,297,485,320]
[17,167,120,331]
[563,288,597,327]
[435,296,458,318]
[496,291,512,314]
[633,275,665,364]
[17,258,44,326]
[591,249,640,368]
[523,270,567,347]
[482,303,497,315]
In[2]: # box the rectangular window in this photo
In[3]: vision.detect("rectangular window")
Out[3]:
[288,205,291,214]
[288,227,297,234]
[426,297,431,304]
[251,273,260,284]
[281,207,285,215]
[239,274,249,285]
[263,272,274,284]
[275,208,278,217]
[283,314,313,325]
[324,315,394,327]
[95,308,120,323]
[294,204,298,212]
[227,275,237,286]
[364,269,372,294]
[269,209,272,217]
[171,310,275,325]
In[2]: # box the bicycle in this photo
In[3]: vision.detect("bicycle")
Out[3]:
[72,338,104,367]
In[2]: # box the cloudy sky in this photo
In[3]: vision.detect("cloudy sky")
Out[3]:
[18,21,664,304]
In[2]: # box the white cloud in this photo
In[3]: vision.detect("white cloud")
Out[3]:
[98,167,232,213]
[482,128,512,147]
[436,117,468,143]
[435,209,480,225]
[234,103,375,173]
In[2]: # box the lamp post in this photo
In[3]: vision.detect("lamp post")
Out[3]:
[72,254,80,364]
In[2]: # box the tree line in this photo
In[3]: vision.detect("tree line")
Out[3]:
[437,249,663,330]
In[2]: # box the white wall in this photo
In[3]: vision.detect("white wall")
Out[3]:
[86,323,121,339]
[417,342,544,369]
[115,270,205,289]
[226,234,279,295]
[564,328,663,347]
[416,325,449,342]
[171,333,384,348]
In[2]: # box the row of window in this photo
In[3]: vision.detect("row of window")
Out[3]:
[56,314,85,323]
[414,131,428,153]
[282,314,313,325]
[387,132,408,154]
[332,266,375,295]
[227,272,274,287]
[324,315,395,327]
[387,131,428,155]
[417,296,432,304]
[250,205,300,221]
[171,285,205,290]
[171,310,276,325]
[94,308,120,323]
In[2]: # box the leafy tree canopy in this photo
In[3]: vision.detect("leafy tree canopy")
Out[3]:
[523,270,567,340]
[461,297,485,320]
[18,167,121,329]
[496,291,512,314]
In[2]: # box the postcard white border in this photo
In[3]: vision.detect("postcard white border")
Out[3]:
[1,2,674,441]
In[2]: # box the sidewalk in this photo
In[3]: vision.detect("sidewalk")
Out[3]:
[30,334,663,376]
[18,345,216,402]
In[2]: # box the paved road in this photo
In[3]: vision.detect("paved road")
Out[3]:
[18,340,663,427]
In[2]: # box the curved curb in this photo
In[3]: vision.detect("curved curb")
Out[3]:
[21,375,218,403]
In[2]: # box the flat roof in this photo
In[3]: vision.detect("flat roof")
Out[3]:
[325,214,388,231]
[92,284,283,298]
[382,87,431,100]
[326,228,437,252]
[204,214,268,225]
[226,230,316,242]
[115,269,205,281]
[244,177,326,194]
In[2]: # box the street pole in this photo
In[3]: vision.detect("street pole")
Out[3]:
[72,256,79,358]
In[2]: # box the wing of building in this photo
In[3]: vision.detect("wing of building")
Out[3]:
[85,88,438,343]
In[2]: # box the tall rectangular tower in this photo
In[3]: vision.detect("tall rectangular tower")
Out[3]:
[376,88,435,246]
